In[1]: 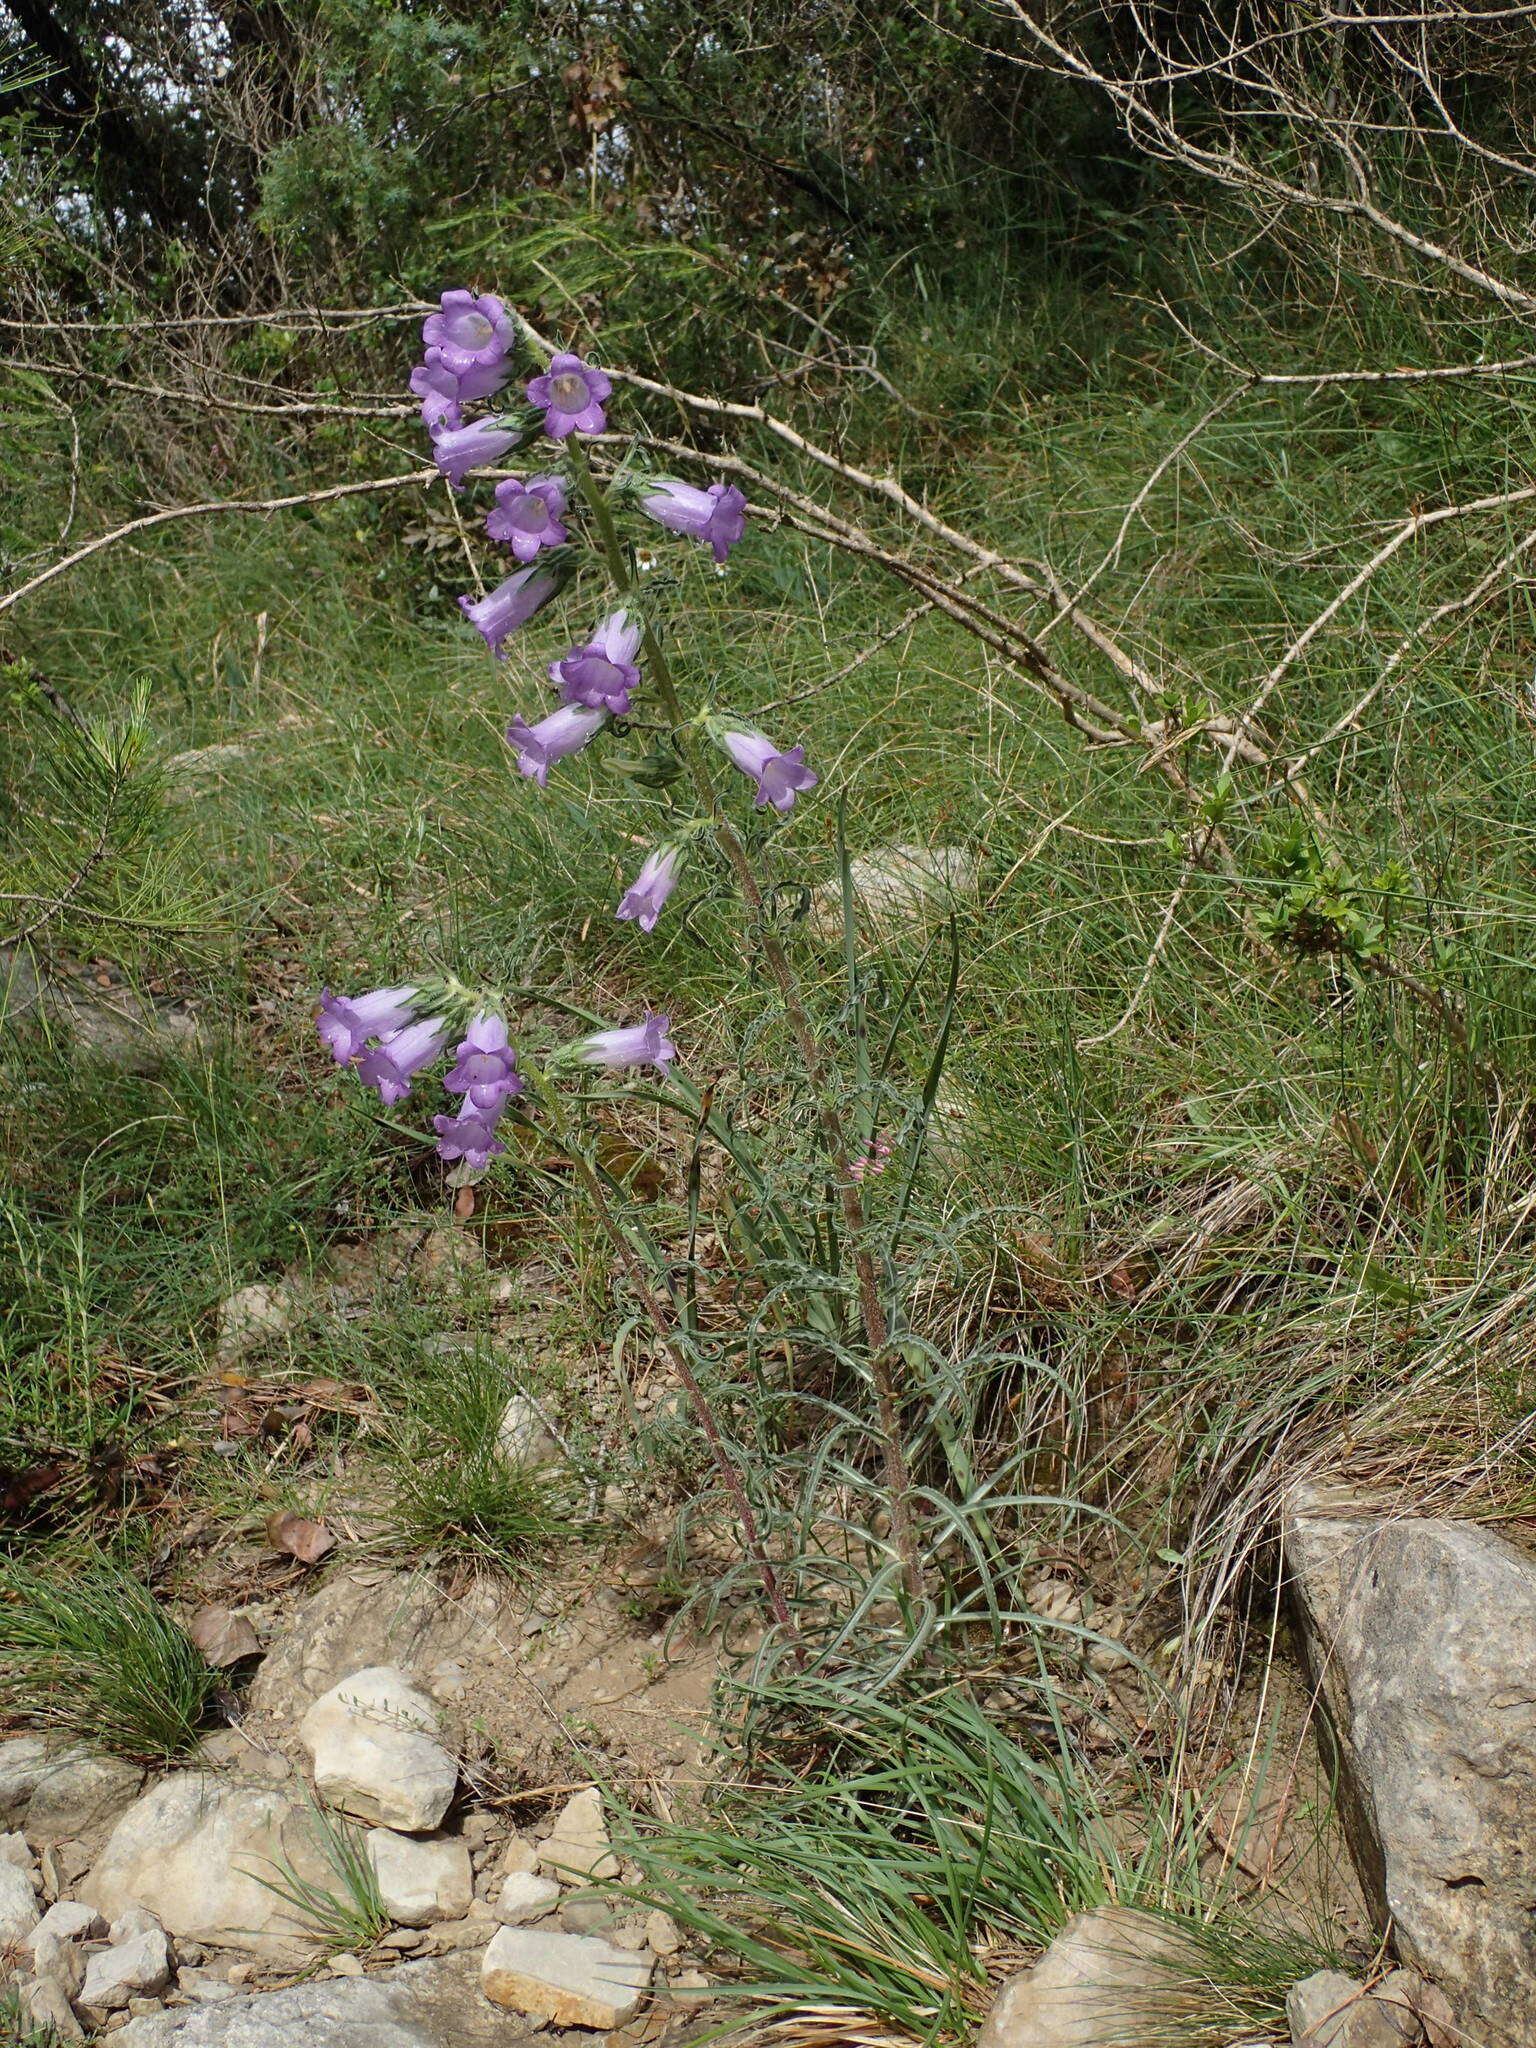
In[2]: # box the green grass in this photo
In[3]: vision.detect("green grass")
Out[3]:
[0,1555,221,1763]
[249,1787,390,1956]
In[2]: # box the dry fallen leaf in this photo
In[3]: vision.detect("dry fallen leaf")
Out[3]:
[188,1603,264,1668]
[264,1509,335,1564]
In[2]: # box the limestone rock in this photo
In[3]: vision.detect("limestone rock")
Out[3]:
[0,949,200,1075]
[644,1910,681,1957]
[495,1395,563,1471]
[23,1973,86,2041]
[1286,1970,1416,2047]
[493,1871,560,1925]
[1284,1486,1536,2045]
[481,1924,652,2027]
[805,843,980,945]
[537,1787,618,1885]
[248,1571,510,1720]
[0,1857,41,1941]
[80,1772,334,1956]
[111,1952,532,2046]
[299,1667,457,1832]
[496,1836,539,1877]
[0,1742,144,1855]
[216,1282,302,1364]
[977,1908,1214,2048]
[0,1737,52,1824]
[0,1827,33,1868]
[31,1899,108,1946]
[81,1927,174,2013]
[366,1829,473,1927]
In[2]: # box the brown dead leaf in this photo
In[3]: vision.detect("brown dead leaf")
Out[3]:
[264,1509,335,1564]
[188,1603,264,1667]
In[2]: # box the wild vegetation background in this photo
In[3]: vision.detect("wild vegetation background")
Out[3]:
[3,1,1536,2037]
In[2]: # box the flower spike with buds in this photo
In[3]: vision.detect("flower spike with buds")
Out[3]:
[459,566,558,656]
[526,352,611,439]
[485,476,569,562]
[433,418,523,491]
[639,479,748,564]
[432,1108,508,1169]
[316,985,420,1065]
[616,844,684,933]
[574,1012,677,1072]
[506,703,607,786]
[355,1015,449,1107]
[422,290,515,375]
[550,609,642,714]
[443,1011,524,1115]
[712,722,819,813]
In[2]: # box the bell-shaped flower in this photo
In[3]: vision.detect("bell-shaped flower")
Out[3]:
[433,417,522,490]
[639,479,748,564]
[574,1011,676,1072]
[486,475,569,563]
[459,566,558,656]
[422,289,515,375]
[355,1015,448,1107]
[443,1011,524,1115]
[550,609,642,714]
[432,1108,507,1169]
[506,703,607,786]
[716,726,819,813]
[317,984,419,1065]
[616,845,683,934]
[410,357,463,434]
[526,352,611,438]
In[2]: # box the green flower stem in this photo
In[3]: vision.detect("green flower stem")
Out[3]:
[524,1065,801,1651]
[566,437,927,1612]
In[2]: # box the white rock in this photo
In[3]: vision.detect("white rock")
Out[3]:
[805,842,980,945]
[0,1827,34,1869]
[299,1667,457,1832]
[493,1871,560,1926]
[644,1909,681,1957]
[537,1787,618,1885]
[495,1395,564,1471]
[481,1925,652,2028]
[366,1829,473,1927]
[176,1968,241,2003]
[977,1908,1213,2048]
[18,1747,144,1853]
[30,1899,107,1946]
[496,1835,539,1877]
[0,1857,41,1940]
[1287,1969,1417,2048]
[111,1906,167,1942]
[216,1280,303,1363]
[23,1974,86,2041]
[80,1772,334,1956]
[0,1737,52,1825]
[80,1927,174,2013]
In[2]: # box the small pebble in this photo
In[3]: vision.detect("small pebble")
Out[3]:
[329,1954,365,1978]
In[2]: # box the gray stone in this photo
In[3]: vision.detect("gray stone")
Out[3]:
[558,1899,616,1936]
[493,1871,560,1926]
[977,1908,1216,2048]
[497,1836,539,1877]
[1286,1971,1416,2047]
[643,1910,681,1958]
[495,1396,564,1472]
[23,1973,86,2041]
[0,1736,52,1824]
[365,1829,473,1927]
[80,1772,334,1956]
[537,1787,618,1885]
[805,843,980,945]
[481,1925,652,2028]
[216,1282,302,1365]
[176,1970,241,2004]
[31,1898,107,1946]
[0,1826,34,1868]
[23,1749,145,1854]
[248,1572,512,1721]
[111,1952,534,2046]
[0,1856,41,1941]
[1284,1486,1536,2046]
[0,949,200,1075]
[81,1927,174,2013]
[299,1667,457,1832]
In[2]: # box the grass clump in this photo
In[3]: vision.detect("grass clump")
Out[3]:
[0,1555,221,1763]
[375,1343,588,1571]
[620,1676,1331,2043]
[251,1789,390,1956]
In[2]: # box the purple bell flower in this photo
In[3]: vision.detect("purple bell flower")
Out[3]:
[443,1011,524,1114]
[575,1011,677,1072]
[433,1108,507,1169]
[316,984,420,1065]
[550,609,642,714]
[639,479,748,564]
[717,727,819,814]
[506,703,607,786]
[526,352,611,439]
[433,418,523,491]
[410,357,463,434]
[421,290,515,375]
[355,1015,448,1107]
[616,846,683,934]
[485,476,569,563]
[459,567,558,656]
